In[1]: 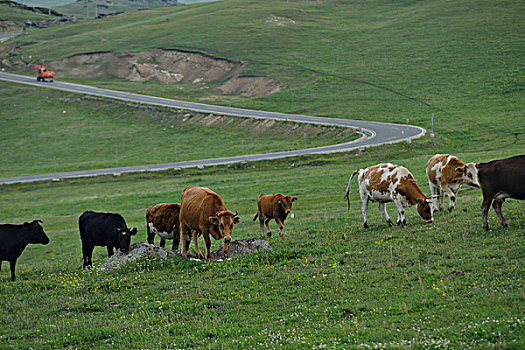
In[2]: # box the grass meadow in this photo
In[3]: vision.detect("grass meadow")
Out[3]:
[0,0,524,348]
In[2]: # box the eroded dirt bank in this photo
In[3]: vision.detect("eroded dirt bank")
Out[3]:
[33,49,282,97]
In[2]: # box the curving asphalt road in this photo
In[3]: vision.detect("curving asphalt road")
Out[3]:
[0,71,426,185]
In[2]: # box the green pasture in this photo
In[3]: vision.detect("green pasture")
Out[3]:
[0,144,523,349]
[0,1,59,26]
[0,0,524,348]
[0,82,356,177]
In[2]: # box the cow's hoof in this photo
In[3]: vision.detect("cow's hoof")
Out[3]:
[267,231,272,237]
[502,223,508,228]
[387,219,394,226]
[363,222,369,229]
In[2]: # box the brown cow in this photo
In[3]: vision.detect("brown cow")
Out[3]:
[253,193,297,237]
[426,154,480,212]
[179,186,240,261]
[345,163,434,228]
[146,203,181,250]
[477,155,525,230]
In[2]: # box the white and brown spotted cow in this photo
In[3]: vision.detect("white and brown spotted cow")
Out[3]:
[426,154,480,212]
[146,203,181,251]
[344,163,434,228]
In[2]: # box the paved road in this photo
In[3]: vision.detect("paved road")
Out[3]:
[0,71,426,184]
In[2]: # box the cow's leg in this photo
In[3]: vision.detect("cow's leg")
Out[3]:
[428,180,440,212]
[193,229,204,259]
[180,223,190,257]
[264,218,272,237]
[444,184,460,212]
[160,238,166,248]
[106,245,114,257]
[361,196,370,228]
[197,228,209,261]
[146,224,154,244]
[393,200,407,226]
[378,203,393,226]
[492,199,508,228]
[275,217,285,237]
[481,196,493,231]
[9,259,16,281]
[82,245,94,269]
[258,216,266,237]
[440,184,455,212]
[172,229,180,251]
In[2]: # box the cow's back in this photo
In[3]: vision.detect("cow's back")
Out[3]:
[146,203,180,232]
[478,155,525,199]
[180,186,225,230]
[257,194,281,217]
[0,224,24,260]
[79,211,125,245]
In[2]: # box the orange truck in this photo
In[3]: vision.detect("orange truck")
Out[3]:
[36,65,54,82]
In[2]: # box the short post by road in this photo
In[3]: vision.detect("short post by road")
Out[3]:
[115,149,118,168]
[175,145,178,162]
[242,139,245,155]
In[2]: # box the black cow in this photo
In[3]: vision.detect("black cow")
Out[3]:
[477,155,525,230]
[79,211,137,268]
[0,220,50,281]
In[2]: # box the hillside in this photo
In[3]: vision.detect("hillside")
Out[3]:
[1,0,523,144]
[0,0,523,348]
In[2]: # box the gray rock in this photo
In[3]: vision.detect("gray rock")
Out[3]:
[101,239,272,270]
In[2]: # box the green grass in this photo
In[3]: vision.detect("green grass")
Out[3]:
[0,82,357,177]
[0,1,60,26]
[0,145,523,349]
[0,0,524,348]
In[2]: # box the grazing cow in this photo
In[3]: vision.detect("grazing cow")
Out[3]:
[146,203,181,250]
[79,211,137,268]
[252,193,297,237]
[344,163,434,228]
[179,186,240,261]
[426,154,480,212]
[0,220,50,281]
[476,155,525,230]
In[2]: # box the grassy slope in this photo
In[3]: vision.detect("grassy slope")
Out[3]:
[0,2,59,24]
[0,82,354,177]
[0,147,523,349]
[0,0,524,348]
[5,0,524,147]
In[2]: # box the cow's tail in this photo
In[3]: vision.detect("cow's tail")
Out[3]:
[344,169,360,210]
[252,213,259,222]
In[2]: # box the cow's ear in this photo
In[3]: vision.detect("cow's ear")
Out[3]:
[233,216,240,224]
[209,216,220,225]
[292,197,298,202]
[130,228,137,236]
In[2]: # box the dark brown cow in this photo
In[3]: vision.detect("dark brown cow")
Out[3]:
[179,186,240,261]
[146,203,181,250]
[253,193,297,237]
[476,155,525,230]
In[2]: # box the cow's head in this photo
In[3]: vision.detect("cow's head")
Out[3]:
[278,196,298,214]
[416,198,434,223]
[115,226,137,253]
[456,162,480,188]
[209,210,240,243]
[25,220,50,245]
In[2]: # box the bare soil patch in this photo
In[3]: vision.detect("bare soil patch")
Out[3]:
[49,49,283,97]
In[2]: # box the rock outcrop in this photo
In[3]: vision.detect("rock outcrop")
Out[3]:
[102,239,272,270]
